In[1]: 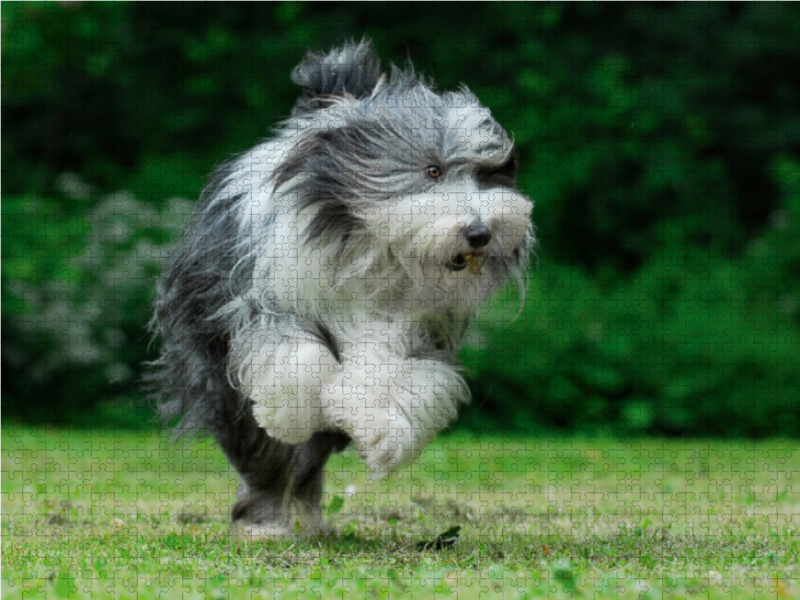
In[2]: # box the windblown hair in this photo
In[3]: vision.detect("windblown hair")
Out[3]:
[147,40,534,537]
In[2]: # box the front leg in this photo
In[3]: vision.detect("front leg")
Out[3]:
[232,326,339,445]
[321,325,468,476]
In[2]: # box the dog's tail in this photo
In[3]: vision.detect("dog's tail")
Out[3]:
[291,38,383,114]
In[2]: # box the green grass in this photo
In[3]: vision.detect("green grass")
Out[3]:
[2,426,799,599]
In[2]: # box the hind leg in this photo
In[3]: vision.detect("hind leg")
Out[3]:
[215,390,349,538]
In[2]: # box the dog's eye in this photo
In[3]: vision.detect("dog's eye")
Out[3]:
[425,165,442,179]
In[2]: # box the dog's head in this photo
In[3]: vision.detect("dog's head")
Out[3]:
[275,40,534,310]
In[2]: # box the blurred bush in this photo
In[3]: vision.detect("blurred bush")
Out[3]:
[3,3,800,434]
[3,182,191,421]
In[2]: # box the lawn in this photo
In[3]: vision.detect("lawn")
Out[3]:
[2,425,798,599]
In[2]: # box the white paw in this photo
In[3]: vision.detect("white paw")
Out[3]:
[320,353,464,476]
[246,339,339,444]
[251,400,325,445]
[320,373,419,475]
[358,411,418,477]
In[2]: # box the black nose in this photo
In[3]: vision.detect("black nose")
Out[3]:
[465,222,492,249]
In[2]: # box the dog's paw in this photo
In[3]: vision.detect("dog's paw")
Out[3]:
[327,404,418,477]
[320,355,461,476]
[248,339,339,444]
[358,413,418,477]
[320,372,418,475]
[231,493,326,539]
[232,517,327,540]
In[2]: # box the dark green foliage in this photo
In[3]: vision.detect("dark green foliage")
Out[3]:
[3,2,800,434]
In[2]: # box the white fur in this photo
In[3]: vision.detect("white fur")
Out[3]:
[320,321,464,475]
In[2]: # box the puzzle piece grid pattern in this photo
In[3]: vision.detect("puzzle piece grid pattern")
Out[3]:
[4,38,800,599]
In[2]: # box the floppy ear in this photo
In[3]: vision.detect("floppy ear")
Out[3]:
[291,39,383,114]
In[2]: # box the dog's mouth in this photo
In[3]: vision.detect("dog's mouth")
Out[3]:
[446,250,487,273]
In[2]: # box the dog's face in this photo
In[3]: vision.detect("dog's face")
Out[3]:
[274,45,534,311]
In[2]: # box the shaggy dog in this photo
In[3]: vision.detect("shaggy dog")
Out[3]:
[149,40,534,538]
